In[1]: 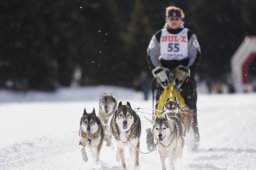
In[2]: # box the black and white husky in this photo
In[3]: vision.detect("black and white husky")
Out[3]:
[110,102,141,170]
[98,93,117,147]
[79,108,104,163]
[152,115,184,170]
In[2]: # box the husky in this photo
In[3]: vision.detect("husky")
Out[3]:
[146,98,192,152]
[98,93,117,147]
[79,108,104,163]
[110,102,141,170]
[163,99,192,136]
[152,115,184,170]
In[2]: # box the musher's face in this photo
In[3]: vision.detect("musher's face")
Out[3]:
[167,17,182,29]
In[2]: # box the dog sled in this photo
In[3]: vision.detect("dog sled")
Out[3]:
[152,65,190,117]
[145,66,193,170]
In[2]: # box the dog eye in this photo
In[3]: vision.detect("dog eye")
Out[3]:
[126,113,131,117]
[119,114,123,117]
[90,121,95,124]
[163,127,166,130]
[155,127,159,130]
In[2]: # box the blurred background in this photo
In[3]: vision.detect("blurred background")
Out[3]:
[0,0,256,94]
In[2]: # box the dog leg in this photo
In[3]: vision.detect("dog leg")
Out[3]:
[106,135,111,147]
[129,146,134,157]
[168,150,176,170]
[80,147,88,162]
[105,127,113,147]
[146,128,155,151]
[117,147,126,170]
[94,147,100,163]
[158,150,167,170]
[110,136,114,150]
[176,137,184,158]
[134,141,140,170]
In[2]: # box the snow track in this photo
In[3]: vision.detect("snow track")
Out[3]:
[1,91,256,170]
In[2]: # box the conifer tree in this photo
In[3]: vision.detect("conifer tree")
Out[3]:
[124,0,153,83]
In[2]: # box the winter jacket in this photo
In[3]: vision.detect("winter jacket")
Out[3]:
[146,27,202,77]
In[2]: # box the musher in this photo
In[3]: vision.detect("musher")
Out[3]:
[146,6,202,150]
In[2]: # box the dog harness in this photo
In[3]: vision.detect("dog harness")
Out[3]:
[156,130,177,156]
[121,128,132,144]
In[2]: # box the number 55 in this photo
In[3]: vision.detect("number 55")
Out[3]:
[168,43,179,52]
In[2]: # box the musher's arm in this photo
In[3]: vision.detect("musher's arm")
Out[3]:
[187,31,202,76]
[146,30,162,70]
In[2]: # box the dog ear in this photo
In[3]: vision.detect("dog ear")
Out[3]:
[118,101,122,108]
[100,92,106,97]
[164,114,168,120]
[96,117,102,125]
[83,108,87,115]
[92,108,96,115]
[155,116,159,122]
[126,101,131,108]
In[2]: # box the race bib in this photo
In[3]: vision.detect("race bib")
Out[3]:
[159,28,188,60]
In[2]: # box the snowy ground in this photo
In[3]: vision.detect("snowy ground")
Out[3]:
[0,86,256,170]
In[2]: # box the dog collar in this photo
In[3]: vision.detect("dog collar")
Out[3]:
[158,134,175,148]
[158,142,169,148]
[125,128,132,139]
[125,128,131,134]
[120,128,132,144]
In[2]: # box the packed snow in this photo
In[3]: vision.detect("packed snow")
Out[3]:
[0,86,256,170]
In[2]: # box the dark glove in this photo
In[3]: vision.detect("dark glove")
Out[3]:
[174,65,190,87]
[152,66,173,88]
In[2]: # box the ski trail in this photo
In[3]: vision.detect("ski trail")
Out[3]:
[0,133,77,170]
[185,95,256,170]
[1,94,256,170]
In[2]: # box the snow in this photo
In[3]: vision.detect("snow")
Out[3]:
[0,86,256,170]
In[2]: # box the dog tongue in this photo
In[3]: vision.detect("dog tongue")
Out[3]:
[88,131,92,139]
[87,130,92,145]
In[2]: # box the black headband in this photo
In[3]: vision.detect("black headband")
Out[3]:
[167,10,182,18]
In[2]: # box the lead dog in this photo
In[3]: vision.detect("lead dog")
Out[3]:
[98,93,117,146]
[79,108,104,163]
[152,114,184,170]
[110,102,141,170]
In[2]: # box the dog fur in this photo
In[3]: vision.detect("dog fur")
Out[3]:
[79,108,104,163]
[110,101,141,170]
[98,93,117,147]
[152,115,184,170]
[163,99,192,136]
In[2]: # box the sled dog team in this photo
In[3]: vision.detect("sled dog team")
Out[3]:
[79,93,193,170]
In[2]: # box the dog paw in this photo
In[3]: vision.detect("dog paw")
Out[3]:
[94,160,100,165]
[82,155,88,162]
[81,148,88,162]
[121,166,127,170]
[106,141,111,147]
[134,165,140,170]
